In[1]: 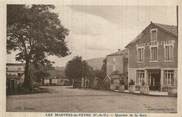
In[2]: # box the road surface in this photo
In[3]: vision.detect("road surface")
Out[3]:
[7,86,177,113]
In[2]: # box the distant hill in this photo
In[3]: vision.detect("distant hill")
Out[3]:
[86,57,105,70]
[55,66,65,73]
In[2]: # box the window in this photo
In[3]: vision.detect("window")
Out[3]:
[18,67,22,71]
[164,45,174,61]
[164,70,175,86]
[113,57,116,62]
[150,47,158,61]
[113,65,116,71]
[137,48,144,62]
[150,29,157,41]
[136,70,144,85]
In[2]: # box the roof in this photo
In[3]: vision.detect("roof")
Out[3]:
[154,23,177,36]
[126,22,177,48]
[7,63,25,66]
[107,49,128,56]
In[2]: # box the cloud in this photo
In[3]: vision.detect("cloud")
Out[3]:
[52,5,153,66]
[86,46,111,51]
[8,6,176,67]
[56,6,122,36]
[54,6,127,61]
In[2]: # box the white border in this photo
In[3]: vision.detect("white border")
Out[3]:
[0,0,181,117]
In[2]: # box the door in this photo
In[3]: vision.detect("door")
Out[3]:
[148,70,161,91]
[10,79,15,90]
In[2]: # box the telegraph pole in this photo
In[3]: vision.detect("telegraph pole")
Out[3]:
[177,5,178,35]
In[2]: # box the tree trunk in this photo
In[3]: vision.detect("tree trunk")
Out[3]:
[23,58,31,90]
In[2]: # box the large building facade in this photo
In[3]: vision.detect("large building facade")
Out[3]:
[106,49,128,90]
[126,22,177,92]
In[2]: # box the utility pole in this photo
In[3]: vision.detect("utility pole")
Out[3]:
[177,5,178,35]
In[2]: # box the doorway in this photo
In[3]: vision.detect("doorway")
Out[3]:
[148,69,161,91]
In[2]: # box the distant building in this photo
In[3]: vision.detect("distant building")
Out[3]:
[126,22,177,92]
[42,78,70,86]
[6,63,25,90]
[106,49,128,90]
[42,69,70,86]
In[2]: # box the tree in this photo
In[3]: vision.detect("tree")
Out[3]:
[101,58,107,78]
[65,56,83,83]
[65,56,94,86]
[31,62,54,83]
[93,58,107,89]
[82,60,94,79]
[7,5,70,89]
[82,60,94,87]
[94,70,104,79]
[95,58,107,79]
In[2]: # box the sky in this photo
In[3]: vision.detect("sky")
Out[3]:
[7,5,177,67]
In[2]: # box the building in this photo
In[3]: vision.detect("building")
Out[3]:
[42,68,70,86]
[126,22,177,92]
[6,63,25,90]
[42,78,70,86]
[106,49,128,90]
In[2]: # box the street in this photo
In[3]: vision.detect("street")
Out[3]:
[6,86,177,113]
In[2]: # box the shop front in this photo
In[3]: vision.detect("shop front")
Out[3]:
[136,68,177,92]
[148,69,161,91]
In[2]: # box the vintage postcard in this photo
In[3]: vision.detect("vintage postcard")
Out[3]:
[0,0,182,117]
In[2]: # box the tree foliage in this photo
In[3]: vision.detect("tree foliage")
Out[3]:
[97,58,107,79]
[82,60,94,80]
[94,70,104,79]
[7,5,70,89]
[93,58,107,89]
[65,56,94,83]
[31,62,54,83]
[65,56,83,81]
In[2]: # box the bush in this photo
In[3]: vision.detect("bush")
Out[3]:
[120,79,125,85]
[129,80,135,85]
[32,82,41,88]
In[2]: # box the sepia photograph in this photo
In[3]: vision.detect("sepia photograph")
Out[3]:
[5,3,178,114]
